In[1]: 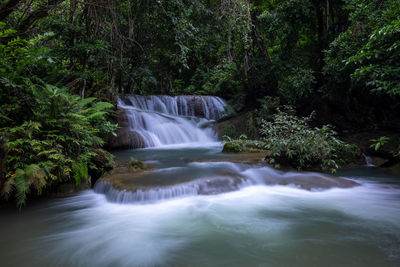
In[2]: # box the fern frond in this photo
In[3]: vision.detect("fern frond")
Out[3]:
[77,97,96,107]
[87,111,107,119]
[24,164,46,195]
[1,177,16,200]
[14,174,29,208]
[93,102,114,110]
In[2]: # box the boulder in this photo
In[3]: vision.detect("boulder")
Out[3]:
[108,128,146,149]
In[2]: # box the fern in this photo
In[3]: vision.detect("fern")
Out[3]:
[14,174,29,208]
[2,164,46,208]
[72,161,88,185]
[1,31,116,207]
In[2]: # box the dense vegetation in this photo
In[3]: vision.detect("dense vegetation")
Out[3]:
[1,0,399,206]
[223,106,359,172]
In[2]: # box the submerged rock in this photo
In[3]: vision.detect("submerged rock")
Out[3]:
[263,172,359,190]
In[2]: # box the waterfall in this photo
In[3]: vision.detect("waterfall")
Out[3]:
[115,95,227,148]
[362,153,375,167]
[94,176,241,204]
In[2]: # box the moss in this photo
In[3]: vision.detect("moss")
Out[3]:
[129,157,146,171]
[222,140,267,153]
[222,142,244,153]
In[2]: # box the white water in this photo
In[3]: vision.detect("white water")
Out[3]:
[94,161,359,204]
[118,95,226,147]
[2,174,399,266]
[120,95,226,120]
[1,96,400,266]
[363,153,376,167]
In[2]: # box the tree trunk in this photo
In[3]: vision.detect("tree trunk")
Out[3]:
[325,0,330,36]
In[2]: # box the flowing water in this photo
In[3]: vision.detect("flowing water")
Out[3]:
[117,95,225,147]
[1,96,399,267]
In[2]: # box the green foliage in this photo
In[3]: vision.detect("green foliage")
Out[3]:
[323,0,400,104]
[278,67,316,103]
[129,157,145,170]
[222,134,265,153]
[256,96,280,123]
[260,107,359,172]
[72,161,88,185]
[369,136,390,151]
[347,19,400,96]
[0,26,116,207]
[1,164,46,208]
[2,88,116,206]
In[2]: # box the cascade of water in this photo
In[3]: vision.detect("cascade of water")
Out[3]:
[117,95,227,148]
[362,153,375,167]
[94,161,359,204]
[94,175,241,204]
[119,95,226,120]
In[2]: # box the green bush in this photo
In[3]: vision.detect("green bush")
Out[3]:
[260,107,359,172]
[0,25,117,208]
[1,90,117,207]
[222,135,265,153]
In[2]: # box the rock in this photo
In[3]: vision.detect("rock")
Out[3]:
[115,109,130,128]
[107,109,147,149]
[89,148,114,185]
[213,111,259,140]
[108,128,146,149]
[52,181,90,198]
[222,142,243,153]
[264,172,359,190]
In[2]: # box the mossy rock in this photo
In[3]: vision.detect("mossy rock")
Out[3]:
[128,157,147,170]
[222,142,243,153]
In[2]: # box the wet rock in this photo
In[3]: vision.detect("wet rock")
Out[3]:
[89,148,114,185]
[213,111,259,140]
[108,128,146,149]
[52,181,90,198]
[264,172,359,190]
[108,109,147,149]
[195,152,269,165]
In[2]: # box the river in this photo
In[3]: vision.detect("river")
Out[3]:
[0,96,399,266]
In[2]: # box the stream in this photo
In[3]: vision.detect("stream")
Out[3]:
[0,96,399,266]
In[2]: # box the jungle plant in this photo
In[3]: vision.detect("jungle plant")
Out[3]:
[260,107,359,172]
[222,134,265,153]
[369,136,390,151]
[0,26,117,207]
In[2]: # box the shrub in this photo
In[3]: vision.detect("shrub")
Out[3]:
[0,26,117,207]
[222,135,265,153]
[1,91,117,207]
[260,106,359,172]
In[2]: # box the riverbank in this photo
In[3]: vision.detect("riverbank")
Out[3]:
[213,110,400,175]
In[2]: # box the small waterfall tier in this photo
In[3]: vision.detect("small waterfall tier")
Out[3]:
[118,95,226,120]
[110,95,227,148]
